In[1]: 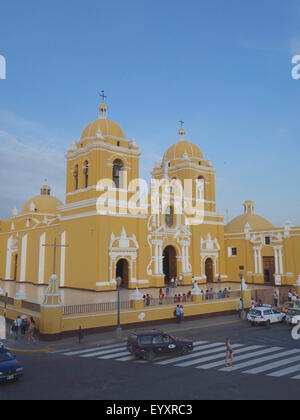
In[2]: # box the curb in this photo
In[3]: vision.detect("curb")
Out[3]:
[6,346,52,354]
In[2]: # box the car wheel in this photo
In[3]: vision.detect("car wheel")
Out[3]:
[145,351,155,361]
[266,320,271,328]
[250,322,255,327]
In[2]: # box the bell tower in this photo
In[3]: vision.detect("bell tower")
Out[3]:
[65,94,141,206]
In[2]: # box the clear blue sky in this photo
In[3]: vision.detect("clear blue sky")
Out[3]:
[0,0,300,225]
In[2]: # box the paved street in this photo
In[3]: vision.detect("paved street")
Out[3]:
[1,317,300,400]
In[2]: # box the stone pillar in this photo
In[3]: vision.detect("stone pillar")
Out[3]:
[278,247,283,275]
[191,283,203,303]
[258,248,262,274]
[131,288,144,309]
[40,274,63,337]
[254,248,258,274]
[274,248,279,274]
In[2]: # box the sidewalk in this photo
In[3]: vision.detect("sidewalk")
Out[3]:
[1,314,241,354]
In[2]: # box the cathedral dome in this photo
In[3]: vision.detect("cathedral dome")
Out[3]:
[22,182,63,215]
[164,140,204,162]
[225,200,274,233]
[163,122,204,163]
[80,95,125,140]
[81,118,125,140]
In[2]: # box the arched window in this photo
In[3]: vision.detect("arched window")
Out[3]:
[165,206,174,228]
[113,159,124,188]
[74,164,79,190]
[197,176,205,200]
[83,161,89,189]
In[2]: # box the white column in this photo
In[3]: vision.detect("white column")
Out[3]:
[279,248,283,275]
[274,248,279,275]
[159,244,163,274]
[5,238,12,280]
[60,231,66,287]
[154,244,159,274]
[182,245,186,273]
[185,246,190,273]
[258,248,262,274]
[38,233,46,285]
[20,234,28,283]
[254,248,258,274]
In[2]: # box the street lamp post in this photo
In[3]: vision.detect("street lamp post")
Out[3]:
[239,270,246,320]
[116,277,122,340]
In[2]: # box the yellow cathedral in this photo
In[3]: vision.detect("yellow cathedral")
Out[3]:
[1,97,300,293]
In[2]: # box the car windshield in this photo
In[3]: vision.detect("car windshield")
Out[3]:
[0,350,14,362]
[250,310,261,316]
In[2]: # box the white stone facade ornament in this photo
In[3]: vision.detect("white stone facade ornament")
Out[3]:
[96,128,103,139]
[29,201,36,212]
[42,274,63,307]
[191,283,202,295]
[241,278,248,291]
[12,207,18,217]
[11,223,15,231]
[26,219,30,228]
[0,288,4,296]
[244,223,251,240]
[131,288,143,301]
[284,219,293,239]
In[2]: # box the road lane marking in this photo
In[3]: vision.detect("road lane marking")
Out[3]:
[63,343,126,356]
[244,352,300,375]
[98,351,130,359]
[156,342,226,366]
[177,345,261,368]
[219,349,298,372]
[81,346,126,358]
[267,363,300,378]
[200,347,282,370]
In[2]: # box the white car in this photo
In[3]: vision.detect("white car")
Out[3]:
[291,315,300,326]
[247,307,286,327]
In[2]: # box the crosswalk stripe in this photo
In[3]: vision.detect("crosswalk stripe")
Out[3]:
[63,343,126,356]
[244,352,300,375]
[98,351,130,359]
[267,363,300,378]
[291,374,300,380]
[219,349,297,372]
[156,342,226,366]
[199,347,281,370]
[177,345,261,368]
[81,346,126,358]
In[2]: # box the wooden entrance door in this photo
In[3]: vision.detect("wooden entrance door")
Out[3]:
[116,259,129,288]
[263,257,275,285]
[163,246,177,285]
[205,258,214,283]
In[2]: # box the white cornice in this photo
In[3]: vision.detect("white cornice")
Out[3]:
[66,139,141,160]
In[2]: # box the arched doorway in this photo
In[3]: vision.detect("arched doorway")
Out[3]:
[116,259,129,288]
[163,246,177,285]
[205,258,214,283]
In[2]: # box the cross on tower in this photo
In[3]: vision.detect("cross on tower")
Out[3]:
[100,90,107,101]
[43,237,69,275]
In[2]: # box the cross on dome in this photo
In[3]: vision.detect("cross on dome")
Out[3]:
[98,90,108,119]
[178,119,186,137]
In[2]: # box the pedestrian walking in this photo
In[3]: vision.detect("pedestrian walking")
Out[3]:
[14,316,22,341]
[225,338,234,367]
[171,278,175,288]
[288,290,293,302]
[78,326,84,345]
[180,305,184,322]
[21,315,28,336]
[27,317,37,344]
[175,305,181,323]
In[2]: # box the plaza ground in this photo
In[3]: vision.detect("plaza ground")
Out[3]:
[1,315,300,400]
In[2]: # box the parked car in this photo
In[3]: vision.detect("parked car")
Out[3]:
[291,315,300,326]
[281,301,300,314]
[247,307,286,327]
[285,308,300,325]
[127,329,194,361]
[0,343,24,383]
